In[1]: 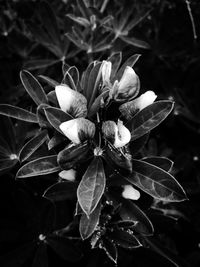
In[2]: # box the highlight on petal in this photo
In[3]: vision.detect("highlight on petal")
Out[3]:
[60,118,95,144]
[114,120,131,148]
[101,61,112,86]
[119,90,157,120]
[135,91,157,111]
[55,84,87,117]
[55,85,76,112]
[59,169,76,181]
[122,185,140,200]
[102,120,131,148]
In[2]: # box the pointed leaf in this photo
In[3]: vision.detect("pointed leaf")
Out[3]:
[24,59,60,70]
[116,54,141,81]
[102,238,118,264]
[77,157,106,216]
[107,52,122,82]
[46,235,82,262]
[0,104,38,123]
[44,106,73,134]
[125,159,187,202]
[108,229,142,249]
[120,199,154,236]
[57,142,91,170]
[80,202,101,240]
[129,133,149,156]
[16,155,60,178]
[20,70,48,105]
[19,130,48,162]
[120,36,150,49]
[39,75,59,87]
[128,101,174,141]
[142,156,173,172]
[43,181,77,201]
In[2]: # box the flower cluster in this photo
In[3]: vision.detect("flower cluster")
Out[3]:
[55,59,157,201]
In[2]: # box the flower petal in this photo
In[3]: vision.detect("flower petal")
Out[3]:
[102,61,112,86]
[60,118,95,144]
[114,120,131,148]
[119,90,157,120]
[122,185,140,200]
[113,66,140,101]
[59,169,76,181]
[55,84,87,117]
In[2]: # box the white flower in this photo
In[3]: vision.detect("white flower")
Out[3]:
[119,90,157,120]
[101,61,140,102]
[55,84,87,117]
[60,118,95,144]
[122,185,140,200]
[102,119,131,148]
[59,169,76,181]
[133,91,157,111]
[101,61,112,86]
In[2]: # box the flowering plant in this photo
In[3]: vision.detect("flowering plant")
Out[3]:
[0,53,187,265]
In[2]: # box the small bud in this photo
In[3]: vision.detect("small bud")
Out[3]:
[122,185,140,200]
[119,90,157,120]
[102,120,131,148]
[55,84,87,117]
[59,169,76,181]
[60,118,95,144]
[102,61,112,86]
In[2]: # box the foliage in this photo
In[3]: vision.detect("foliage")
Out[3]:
[0,0,200,267]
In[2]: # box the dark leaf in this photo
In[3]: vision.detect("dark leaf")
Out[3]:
[67,14,90,27]
[111,220,137,229]
[76,0,91,19]
[79,202,101,240]
[39,1,61,47]
[0,104,38,123]
[20,70,48,105]
[120,199,154,236]
[128,101,174,141]
[129,133,149,156]
[120,36,150,49]
[108,229,142,249]
[19,130,48,162]
[37,104,51,128]
[57,142,91,170]
[104,143,132,175]
[46,234,82,262]
[116,54,141,81]
[81,61,94,94]
[88,90,109,117]
[125,159,187,202]
[107,52,122,82]
[102,238,118,264]
[24,59,60,70]
[141,157,173,172]
[32,242,48,267]
[62,70,77,91]
[44,106,73,134]
[87,62,103,109]
[39,75,59,87]
[77,157,105,216]
[16,155,60,178]
[44,181,77,201]
[48,134,65,150]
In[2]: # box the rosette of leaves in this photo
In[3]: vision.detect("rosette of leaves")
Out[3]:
[0,52,187,265]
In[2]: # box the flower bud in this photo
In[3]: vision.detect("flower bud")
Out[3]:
[102,120,131,148]
[60,118,95,144]
[101,61,112,86]
[119,90,157,120]
[59,169,76,181]
[111,66,140,102]
[55,84,87,117]
[122,185,140,200]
